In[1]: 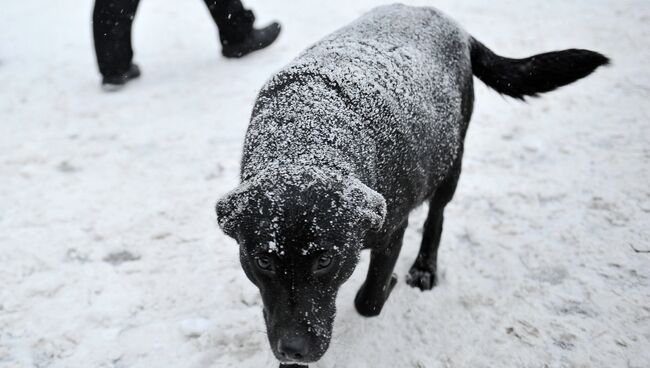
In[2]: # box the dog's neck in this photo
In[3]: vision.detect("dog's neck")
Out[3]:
[243,70,383,188]
[240,150,355,183]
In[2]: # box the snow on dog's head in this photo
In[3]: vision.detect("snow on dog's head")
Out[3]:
[216,166,385,363]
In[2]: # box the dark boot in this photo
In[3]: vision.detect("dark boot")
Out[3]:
[101,63,141,91]
[221,22,281,58]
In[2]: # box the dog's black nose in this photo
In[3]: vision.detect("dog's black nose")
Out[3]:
[278,336,308,360]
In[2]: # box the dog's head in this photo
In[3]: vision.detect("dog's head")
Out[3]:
[216,168,385,363]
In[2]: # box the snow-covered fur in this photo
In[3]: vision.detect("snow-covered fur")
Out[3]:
[216,4,608,365]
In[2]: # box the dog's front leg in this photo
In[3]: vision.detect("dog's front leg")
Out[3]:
[354,224,406,317]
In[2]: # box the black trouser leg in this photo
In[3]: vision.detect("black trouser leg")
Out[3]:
[93,0,140,77]
[202,0,255,45]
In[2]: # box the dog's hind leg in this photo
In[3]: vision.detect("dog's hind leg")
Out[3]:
[355,224,407,317]
[406,162,462,291]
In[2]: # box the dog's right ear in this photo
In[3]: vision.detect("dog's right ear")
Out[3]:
[215,182,253,239]
[342,178,387,232]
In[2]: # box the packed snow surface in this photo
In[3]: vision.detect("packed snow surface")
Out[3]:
[1,0,649,367]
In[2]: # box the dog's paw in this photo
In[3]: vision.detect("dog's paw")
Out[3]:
[355,288,381,317]
[406,266,437,291]
[354,274,398,317]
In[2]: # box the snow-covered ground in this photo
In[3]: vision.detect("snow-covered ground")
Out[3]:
[1,0,649,367]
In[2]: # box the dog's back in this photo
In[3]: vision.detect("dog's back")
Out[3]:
[242,5,474,229]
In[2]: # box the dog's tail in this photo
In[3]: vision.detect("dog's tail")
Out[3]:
[469,37,609,100]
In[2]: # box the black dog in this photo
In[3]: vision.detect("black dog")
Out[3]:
[216,4,608,365]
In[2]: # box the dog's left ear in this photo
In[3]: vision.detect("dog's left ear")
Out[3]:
[215,182,253,239]
[342,178,387,232]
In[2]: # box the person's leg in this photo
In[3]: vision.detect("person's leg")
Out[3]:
[93,0,141,83]
[204,0,254,45]
[202,0,281,58]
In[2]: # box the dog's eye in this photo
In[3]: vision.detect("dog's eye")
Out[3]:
[255,255,273,271]
[316,255,333,270]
